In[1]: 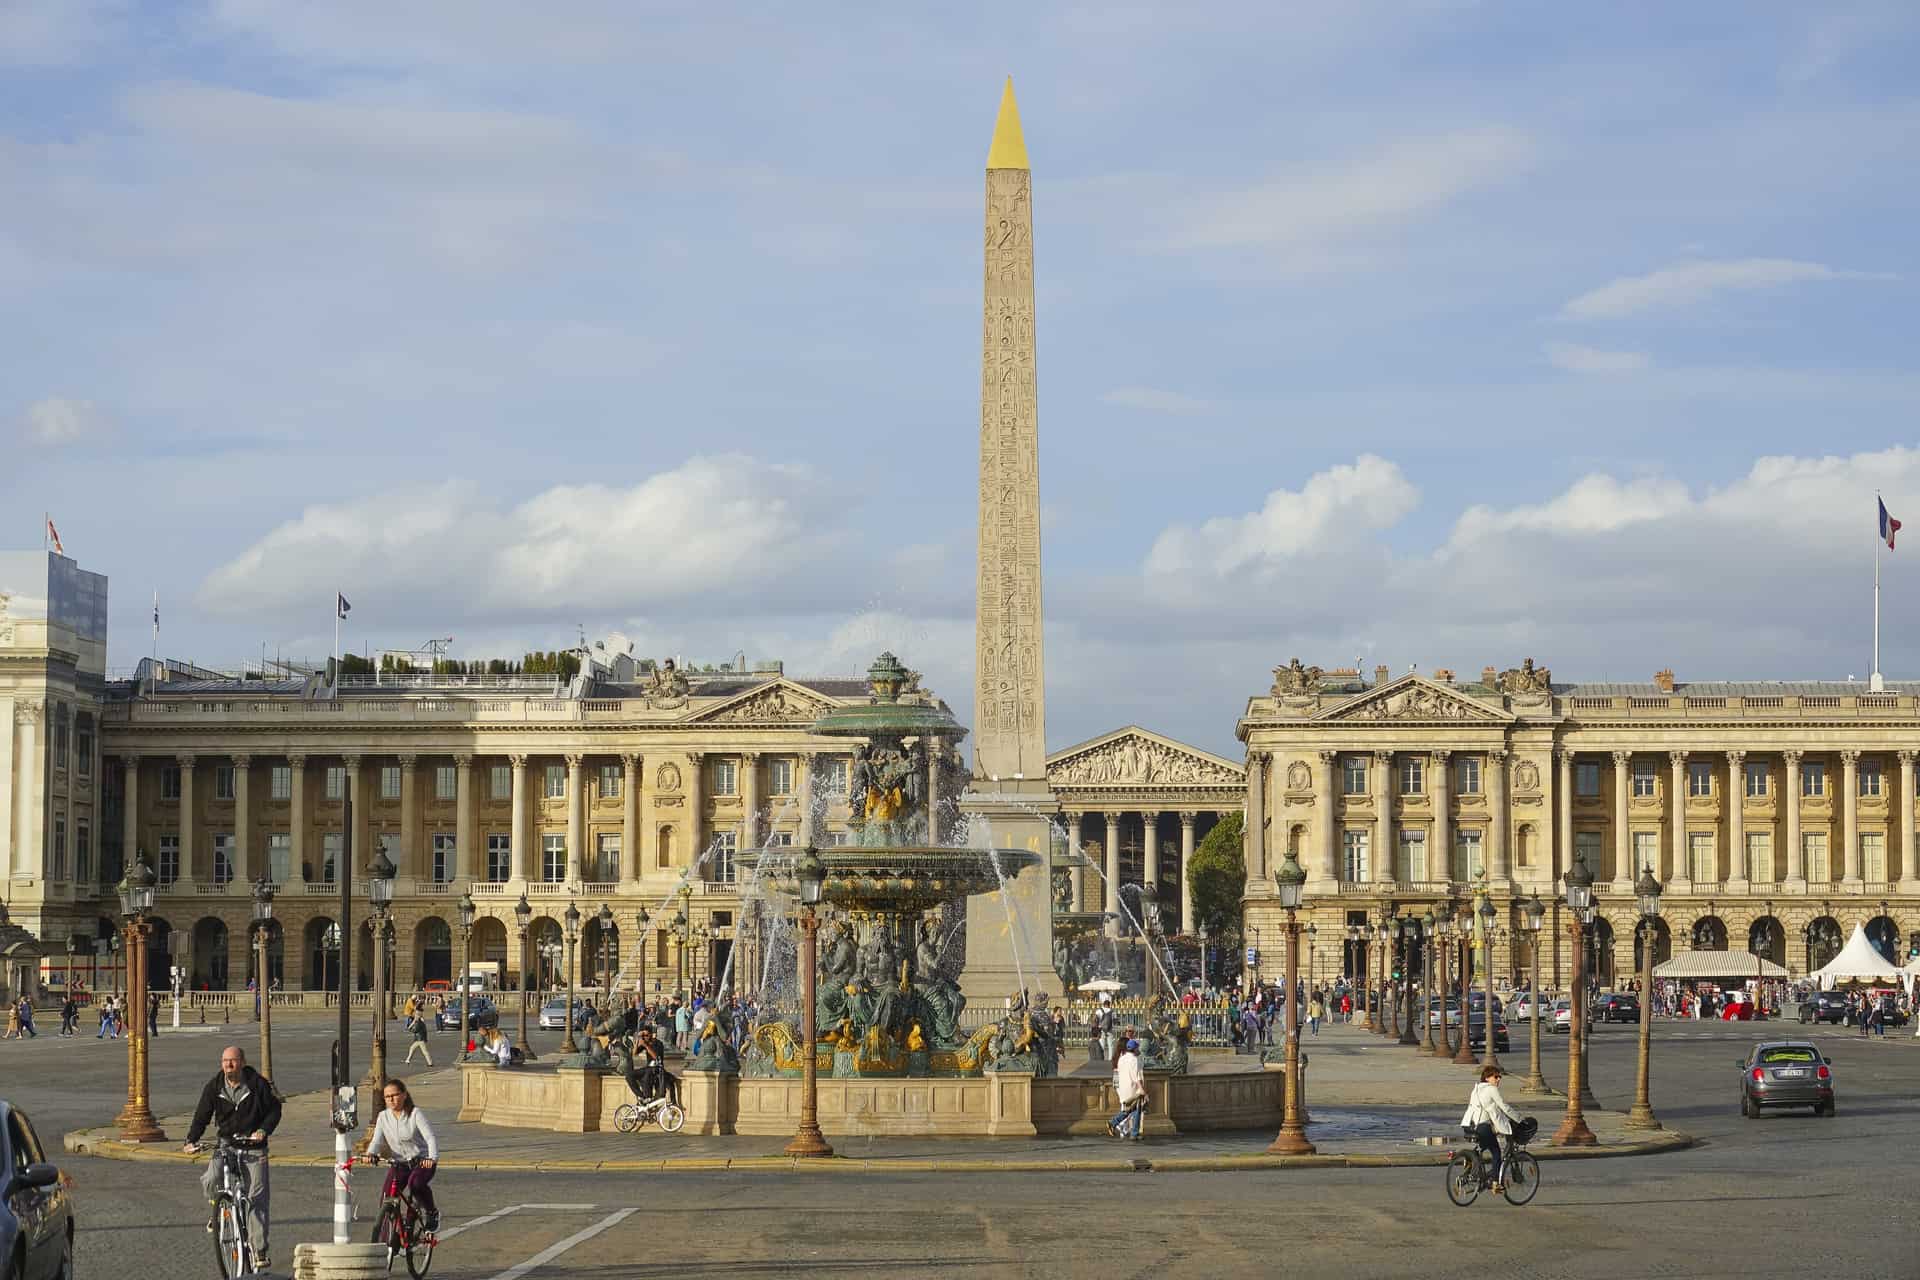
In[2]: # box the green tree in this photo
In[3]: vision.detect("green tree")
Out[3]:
[1187,812,1245,966]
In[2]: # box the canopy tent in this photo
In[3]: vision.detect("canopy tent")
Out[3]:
[1811,924,1908,990]
[1653,950,1790,980]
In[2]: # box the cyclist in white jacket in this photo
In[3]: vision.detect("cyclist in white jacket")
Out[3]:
[366,1078,441,1232]
[1459,1064,1523,1190]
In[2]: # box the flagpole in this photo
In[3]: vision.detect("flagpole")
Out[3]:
[1873,492,1884,693]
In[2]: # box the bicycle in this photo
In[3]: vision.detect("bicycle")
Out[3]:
[1445,1116,1539,1207]
[367,1156,439,1277]
[199,1136,267,1278]
[613,1088,686,1134]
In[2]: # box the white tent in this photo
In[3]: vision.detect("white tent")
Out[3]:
[1653,950,1790,980]
[1812,924,1907,989]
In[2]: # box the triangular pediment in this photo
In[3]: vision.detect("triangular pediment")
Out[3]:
[1047,725,1245,787]
[686,679,839,725]
[1314,674,1513,724]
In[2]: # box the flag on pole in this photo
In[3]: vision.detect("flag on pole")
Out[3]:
[336,592,352,619]
[152,592,159,630]
[1880,498,1901,551]
[46,516,63,555]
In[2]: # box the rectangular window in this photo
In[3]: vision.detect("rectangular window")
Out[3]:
[75,717,94,775]
[826,828,851,846]
[1689,832,1715,883]
[491,766,511,800]
[1575,762,1600,797]
[51,705,69,768]
[270,765,292,800]
[434,766,456,800]
[822,758,849,796]
[1456,829,1484,881]
[542,834,565,882]
[324,766,346,800]
[1745,761,1768,798]
[1688,762,1713,798]
[711,831,738,883]
[594,833,621,882]
[1746,831,1772,883]
[157,834,180,885]
[1632,762,1655,798]
[1398,758,1423,796]
[1802,762,1826,798]
[380,765,401,800]
[1861,831,1886,881]
[486,834,511,882]
[712,759,738,796]
[1342,830,1369,882]
[50,816,67,881]
[768,758,795,796]
[1574,830,1602,880]
[321,833,343,884]
[1801,830,1828,881]
[1343,757,1367,795]
[214,765,235,801]
[1633,830,1658,878]
[598,764,622,800]
[544,766,566,799]
[768,831,795,847]
[431,833,455,883]
[267,834,292,885]
[161,765,182,800]
[1859,759,1883,798]
[1456,756,1481,796]
[212,833,234,885]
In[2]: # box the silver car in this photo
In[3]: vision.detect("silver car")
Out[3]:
[538,997,571,1030]
[1741,1040,1835,1117]
[1,1100,74,1280]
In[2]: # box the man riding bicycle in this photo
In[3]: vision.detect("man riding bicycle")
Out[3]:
[632,1025,679,1106]
[184,1045,282,1269]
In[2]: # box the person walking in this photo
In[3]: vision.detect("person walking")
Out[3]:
[403,1011,433,1066]
[59,992,78,1037]
[2,999,18,1039]
[184,1045,282,1271]
[1308,992,1324,1036]
[1107,1037,1147,1141]
[15,995,36,1039]
[673,1000,691,1052]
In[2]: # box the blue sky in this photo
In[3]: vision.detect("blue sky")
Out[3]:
[6,2,1920,755]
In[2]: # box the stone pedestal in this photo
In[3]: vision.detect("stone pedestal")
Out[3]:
[293,1243,392,1279]
[958,783,1063,1001]
[985,1068,1037,1137]
[553,1065,605,1133]
[681,1068,736,1136]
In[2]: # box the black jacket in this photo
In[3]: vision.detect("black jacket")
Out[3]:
[186,1066,283,1144]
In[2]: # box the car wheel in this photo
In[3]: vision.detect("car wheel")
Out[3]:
[1822,1101,1836,1118]
[55,1229,74,1280]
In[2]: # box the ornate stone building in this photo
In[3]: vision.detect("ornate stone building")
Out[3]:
[1240,661,1920,987]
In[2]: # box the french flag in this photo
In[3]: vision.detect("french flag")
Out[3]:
[1881,498,1901,551]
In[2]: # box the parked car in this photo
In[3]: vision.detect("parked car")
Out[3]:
[1,1100,74,1280]
[1869,992,1908,1026]
[1597,993,1641,1023]
[538,997,572,1030]
[1508,994,1545,1023]
[421,979,452,993]
[1426,997,1462,1028]
[1739,1041,1835,1118]
[1550,999,1572,1033]
[1464,1012,1511,1053]
[1798,992,1850,1025]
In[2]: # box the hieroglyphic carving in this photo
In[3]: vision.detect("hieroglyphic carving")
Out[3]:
[1049,734,1241,786]
[974,159,1047,777]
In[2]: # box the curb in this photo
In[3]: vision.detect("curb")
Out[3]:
[63,1125,1693,1174]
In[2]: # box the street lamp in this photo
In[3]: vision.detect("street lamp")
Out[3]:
[1429,905,1451,1057]
[109,932,122,999]
[1399,916,1420,1046]
[1626,864,1663,1130]
[597,903,615,1006]
[561,900,582,1055]
[115,853,163,1142]
[513,893,535,1061]
[64,934,79,1002]
[1266,848,1315,1155]
[457,893,476,1057]
[1371,920,1389,1035]
[364,848,396,1092]
[1477,887,1499,1069]
[1451,902,1477,1066]
[251,876,276,1083]
[1198,922,1210,991]
[1554,849,1598,1146]
[1519,895,1548,1093]
[672,909,689,997]
[785,846,833,1158]
[1306,921,1318,991]
[636,907,651,1000]
[1348,925,1366,1029]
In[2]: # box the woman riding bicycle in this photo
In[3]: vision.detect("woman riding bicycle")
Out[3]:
[365,1077,441,1233]
[1459,1063,1523,1192]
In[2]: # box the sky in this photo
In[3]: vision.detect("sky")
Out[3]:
[5,2,1920,758]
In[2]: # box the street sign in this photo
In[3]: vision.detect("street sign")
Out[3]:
[1245,947,1258,964]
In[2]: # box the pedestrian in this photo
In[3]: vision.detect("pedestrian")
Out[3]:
[2,999,18,1039]
[674,1000,691,1051]
[59,992,78,1037]
[148,993,160,1037]
[16,995,36,1038]
[403,1012,433,1066]
[1107,1037,1146,1141]
[97,997,114,1039]
[1308,992,1324,1036]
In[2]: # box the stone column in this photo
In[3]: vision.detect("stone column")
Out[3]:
[1557,749,1576,883]
[0,706,16,882]
[1667,751,1687,887]
[1783,751,1805,886]
[565,753,586,882]
[684,752,705,871]
[1315,751,1338,886]
[1244,751,1267,885]
[796,752,816,848]
[622,753,642,882]
[453,754,475,882]
[1900,750,1919,891]
[1067,811,1085,911]
[286,754,307,884]
[1841,750,1861,884]
[740,751,761,852]
[11,703,41,880]
[344,754,369,878]
[1179,812,1197,934]
[925,745,941,844]
[1726,750,1748,891]
[232,754,252,886]
[398,754,419,881]
[1432,749,1452,883]
[1104,811,1123,939]
[177,754,198,882]
[1611,751,1632,890]
[1373,751,1394,885]
[1487,750,1510,883]
[120,754,140,877]
[508,754,530,881]
[1142,810,1160,889]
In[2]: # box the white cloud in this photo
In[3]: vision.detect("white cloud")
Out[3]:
[0,1,120,65]
[1543,342,1650,375]
[1561,258,1893,319]
[20,397,111,446]
[1144,454,1417,578]
[1445,473,1689,547]
[1100,387,1213,415]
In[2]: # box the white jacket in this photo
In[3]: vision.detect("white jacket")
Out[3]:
[1113,1050,1146,1104]
[1459,1081,1522,1135]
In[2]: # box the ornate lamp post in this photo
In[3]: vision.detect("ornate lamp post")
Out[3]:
[1399,916,1420,1046]
[1372,920,1390,1035]
[251,876,276,1082]
[1519,895,1548,1093]
[1626,865,1664,1130]
[560,900,582,1055]
[456,892,476,1056]
[635,907,651,1000]
[1305,921,1318,991]
[512,893,534,1059]
[597,903,615,1006]
[115,854,163,1142]
[1454,901,1479,1066]
[363,848,396,1090]
[1266,849,1315,1155]
[1554,850,1598,1146]
[1427,906,1449,1056]
[1478,888,1500,1069]
[64,934,79,1001]
[785,846,833,1158]
[1348,926,1365,1029]
[1198,922,1210,990]
[672,909,689,996]
[109,932,122,999]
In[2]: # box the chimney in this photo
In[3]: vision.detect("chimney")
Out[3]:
[1481,665,1498,687]
[1434,668,1454,683]
[1653,668,1675,693]
[1374,664,1391,687]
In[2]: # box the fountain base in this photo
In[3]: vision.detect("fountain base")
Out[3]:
[956,785,1064,1001]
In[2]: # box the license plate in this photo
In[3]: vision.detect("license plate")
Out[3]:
[1774,1068,1810,1079]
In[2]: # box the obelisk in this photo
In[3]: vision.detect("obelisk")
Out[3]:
[960,78,1062,1000]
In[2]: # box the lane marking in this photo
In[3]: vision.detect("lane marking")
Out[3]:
[438,1203,597,1241]
[487,1208,637,1280]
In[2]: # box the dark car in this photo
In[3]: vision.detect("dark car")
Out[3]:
[1,1100,75,1280]
[1740,1041,1835,1117]
[1464,1013,1511,1053]
[1597,993,1641,1024]
[1798,992,1850,1025]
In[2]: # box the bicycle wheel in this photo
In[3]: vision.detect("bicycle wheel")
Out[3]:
[656,1102,686,1133]
[613,1102,641,1134]
[403,1215,436,1280]
[1444,1152,1481,1207]
[1502,1151,1540,1206]
[372,1202,404,1273]
[212,1195,247,1279]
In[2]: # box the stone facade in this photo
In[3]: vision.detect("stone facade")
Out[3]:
[1239,664,1920,986]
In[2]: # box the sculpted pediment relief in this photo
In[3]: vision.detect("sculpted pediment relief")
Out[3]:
[1049,729,1244,787]
[1316,676,1510,724]
[690,681,836,724]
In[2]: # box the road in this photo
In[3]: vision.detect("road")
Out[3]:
[7,1011,1916,1278]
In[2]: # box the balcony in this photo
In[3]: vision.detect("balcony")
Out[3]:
[471,881,514,897]
[526,882,571,896]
